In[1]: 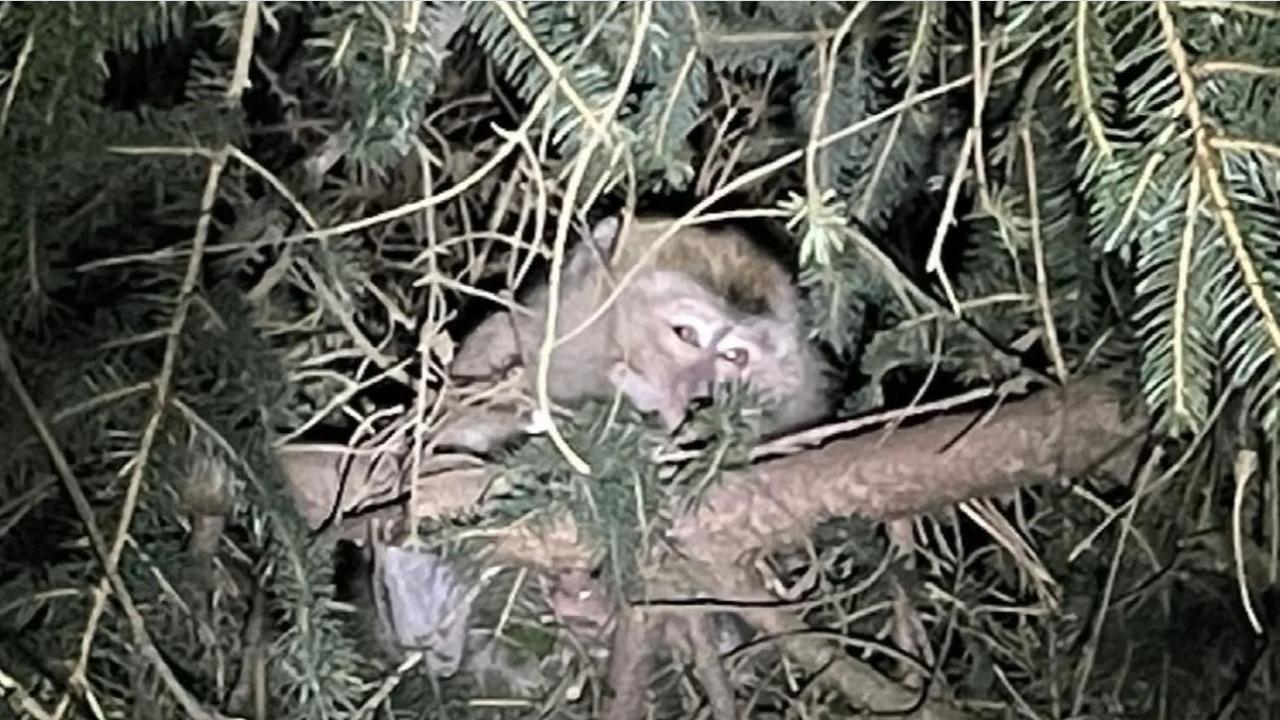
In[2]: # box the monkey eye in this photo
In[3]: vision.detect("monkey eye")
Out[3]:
[720,347,749,367]
[673,325,700,347]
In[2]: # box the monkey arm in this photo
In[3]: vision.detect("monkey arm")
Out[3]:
[432,406,528,454]
[449,310,526,380]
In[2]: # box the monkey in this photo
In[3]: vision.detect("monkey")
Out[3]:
[435,213,832,453]
[317,214,832,683]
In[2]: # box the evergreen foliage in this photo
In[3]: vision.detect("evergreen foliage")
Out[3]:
[3,1,1280,718]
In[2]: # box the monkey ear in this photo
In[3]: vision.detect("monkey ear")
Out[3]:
[564,214,622,281]
[590,215,620,252]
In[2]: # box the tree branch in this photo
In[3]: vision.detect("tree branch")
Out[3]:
[668,379,1143,573]
[278,378,1145,718]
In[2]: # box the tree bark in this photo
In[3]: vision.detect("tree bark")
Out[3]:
[669,378,1145,572]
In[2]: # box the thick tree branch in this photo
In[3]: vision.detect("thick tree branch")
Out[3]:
[277,378,1145,719]
[669,378,1144,572]
[282,379,1142,564]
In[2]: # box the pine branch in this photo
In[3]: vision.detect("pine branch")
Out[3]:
[1156,0,1280,432]
[0,330,229,720]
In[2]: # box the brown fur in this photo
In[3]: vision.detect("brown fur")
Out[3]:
[608,218,797,320]
[439,214,830,451]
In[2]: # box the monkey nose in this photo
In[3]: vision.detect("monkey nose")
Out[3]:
[661,375,713,430]
[687,383,713,413]
[682,357,716,394]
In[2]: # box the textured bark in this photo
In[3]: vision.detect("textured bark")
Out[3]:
[315,378,1141,573]
[669,378,1145,571]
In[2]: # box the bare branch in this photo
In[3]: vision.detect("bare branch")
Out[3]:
[669,379,1143,572]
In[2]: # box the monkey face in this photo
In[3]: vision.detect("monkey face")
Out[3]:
[438,214,829,454]
[608,270,799,430]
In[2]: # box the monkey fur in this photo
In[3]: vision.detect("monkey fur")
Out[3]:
[437,214,832,452]
[324,215,830,681]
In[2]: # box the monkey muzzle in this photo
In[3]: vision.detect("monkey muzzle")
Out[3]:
[668,353,717,423]
[609,352,717,431]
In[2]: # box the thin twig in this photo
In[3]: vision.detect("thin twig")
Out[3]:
[1194,59,1280,78]
[354,652,425,718]
[1068,484,1161,568]
[1172,165,1203,422]
[1019,124,1068,381]
[752,385,1001,460]
[1209,135,1280,160]
[804,2,872,197]
[1074,1,1113,158]
[304,263,412,385]
[0,336,229,720]
[227,1,260,101]
[274,357,415,446]
[0,666,55,720]
[1231,450,1264,634]
[409,138,443,542]
[969,0,991,196]
[1068,389,1230,563]
[534,0,654,475]
[51,146,230,720]
[1070,447,1163,716]
[395,0,423,84]
[492,0,611,143]
[0,29,33,140]
[269,85,556,247]
[857,3,932,218]
[1103,134,1174,251]
[655,45,699,153]
[0,475,58,541]
[700,29,839,45]
[878,318,947,443]
[228,145,320,229]
[925,127,973,316]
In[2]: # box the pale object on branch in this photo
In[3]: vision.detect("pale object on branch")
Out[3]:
[377,544,473,677]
